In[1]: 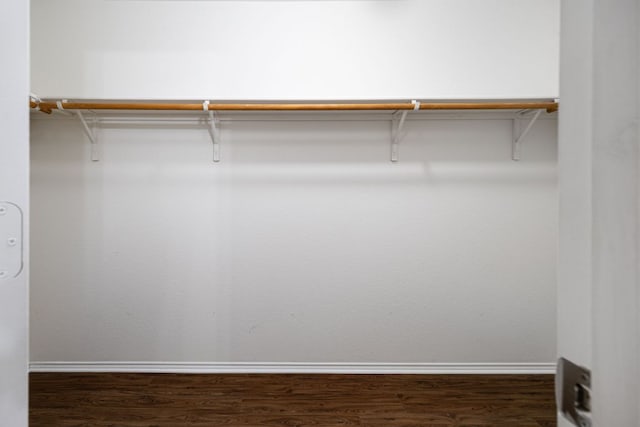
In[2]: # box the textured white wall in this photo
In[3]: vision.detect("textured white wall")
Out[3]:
[30,0,559,100]
[30,114,557,363]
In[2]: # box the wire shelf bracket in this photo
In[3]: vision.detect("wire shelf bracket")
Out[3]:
[76,111,99,162]
[390,99,420,162]
[512,109,542,161]
[206,110,221,163]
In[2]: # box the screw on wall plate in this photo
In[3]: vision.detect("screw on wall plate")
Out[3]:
[7,237,17,246]
[0,271,7,278]
[0,206,6,215]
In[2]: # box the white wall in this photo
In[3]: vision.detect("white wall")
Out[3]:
[557,0,592,370]
[0,0,29,424]
[556,0,594,419]
[30,113,557,365]
[29,0,559,369]
[558,0,640,424]
[31,0,559,100]
[589,0,639,423]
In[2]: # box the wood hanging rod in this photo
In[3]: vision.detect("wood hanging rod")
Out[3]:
[30,99,558,114]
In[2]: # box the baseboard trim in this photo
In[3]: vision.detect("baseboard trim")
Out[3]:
[29,362,555,375]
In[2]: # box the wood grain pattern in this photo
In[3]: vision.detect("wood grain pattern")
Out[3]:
[30,373,556,426]
[30,100,559,114]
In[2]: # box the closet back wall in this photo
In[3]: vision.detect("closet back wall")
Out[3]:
[29,0,559,369]
[30,0,559,100]
[30,114,557,366]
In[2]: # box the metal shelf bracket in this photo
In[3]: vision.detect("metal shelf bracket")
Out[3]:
[76,111,99,162]
[391,99,420,162]
[512,109,542,161]
[203,101,221,162]
[206,110,221,163]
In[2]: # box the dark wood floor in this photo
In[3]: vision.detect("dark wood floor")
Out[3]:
[30,373,556,426]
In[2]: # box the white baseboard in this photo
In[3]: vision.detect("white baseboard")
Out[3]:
[29,362,555,375]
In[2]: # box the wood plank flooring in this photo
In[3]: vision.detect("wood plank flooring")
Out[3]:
[30,373,556,426]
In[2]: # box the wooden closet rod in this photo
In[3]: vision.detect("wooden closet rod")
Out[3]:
[30,100,558,114]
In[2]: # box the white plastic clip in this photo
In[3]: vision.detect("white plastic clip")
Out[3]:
[76,111,99,162]
[512,109,543,161]
[56,99,73,116]
[412,99,421,111]
[206,110,221,163]
[203,100,210,111]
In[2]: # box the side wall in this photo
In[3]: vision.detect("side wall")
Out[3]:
[0,0,29,424]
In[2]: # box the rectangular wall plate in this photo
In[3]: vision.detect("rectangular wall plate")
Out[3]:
[0,201,24,280]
